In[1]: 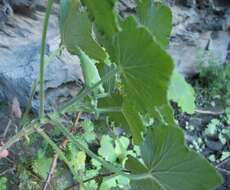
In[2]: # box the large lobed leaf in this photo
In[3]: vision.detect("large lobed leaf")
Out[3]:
[82,0,119,38]
[126,126,223,190]
[59,0,106,61]
[135,0,195,114]
[112,19,174,143]
[135,0,172,48]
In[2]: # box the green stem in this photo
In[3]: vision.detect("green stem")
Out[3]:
[51,67,117,116]
[0,120,38,153]
[22,46,64,126]
[0,68,117,159]
[35,127,82,183]
[39,0,54,119]
[49,119,151,180]
[96,107,121,114]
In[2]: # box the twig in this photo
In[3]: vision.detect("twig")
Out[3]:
[217,157,230,167]
[42,112,82,190]
[42,154,58,190]
[0,167,15,176]
[65,172,115,190]
[0,122,37,154]
[217,167,230,175]
[195,109,224,115]
[3,119,12,138]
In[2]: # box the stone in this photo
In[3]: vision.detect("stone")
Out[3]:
[0,2,83,113]
[175,0,196,8]
[206,140,224,151]
[168,2,230,76]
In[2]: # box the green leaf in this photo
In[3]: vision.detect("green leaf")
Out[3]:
[59,0,106,61]
[136,0,172,48]
[98,135,117,162]
[66,142,87,172]
[115,136,130,161]
[98,92,128,130]
[0,177,7,190]
[125,126,223,190]
[78,49,104,93]
[32,150,52,178]
[168,71,195,114]
[82,0,119,38]
[81,119,96,143]
[112,19,174,143]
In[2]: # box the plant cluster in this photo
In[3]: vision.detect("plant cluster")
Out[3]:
[0,0,223,189]
[196,49,230,109]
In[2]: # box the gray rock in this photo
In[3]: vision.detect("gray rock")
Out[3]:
[206,140,224,151]
[168,2,230,76]
[0,3,83,113]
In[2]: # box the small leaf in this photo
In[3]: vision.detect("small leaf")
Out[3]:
[78,49,104,93]
[136,0,172,48]
[168,71,195,114]
[98,135,116,162]
[125,126,223,190]
[33,151,52,178]
[59,0,106,61]
[81,119,96,143]
[115,136,130,160]
[0,177,7,190]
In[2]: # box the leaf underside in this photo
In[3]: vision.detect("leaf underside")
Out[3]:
[60,0,106,61]
[168,71,195,114]
[136,0,172,48]
[126,126,223,190]
[113,19,174,143]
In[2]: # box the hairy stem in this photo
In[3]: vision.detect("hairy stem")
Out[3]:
[0,120,38,153]
[35,127,81,183]
[39,0,54,119]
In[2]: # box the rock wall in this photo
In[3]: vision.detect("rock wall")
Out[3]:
[167,0,230,75]
[0,1,83,112]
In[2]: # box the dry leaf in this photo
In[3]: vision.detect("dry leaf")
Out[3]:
[11,97,22,119]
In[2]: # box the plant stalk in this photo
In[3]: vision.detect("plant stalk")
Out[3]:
[39,0,54,119]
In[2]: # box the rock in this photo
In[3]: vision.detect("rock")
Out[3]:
[175,0,196,8]
[168,2,230,76]
[0,3,83,113]
[216,157,230,190]
[0,0,13,27]
[202,147,214,157]
[212,0,230,10]
[206,140,224,151]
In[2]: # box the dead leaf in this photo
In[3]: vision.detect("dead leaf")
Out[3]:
[11,97,22,119]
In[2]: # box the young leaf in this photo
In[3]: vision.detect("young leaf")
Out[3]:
[125,126,223,190]
[82,0,119,38]
[0,177,7,190]
[32,150,52,178]
[112,18,174,143]
[168,71,195,114]
[98,135,117,162]
[59,0,106,61]
[135,0,172,48]
[78,49,104,93]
